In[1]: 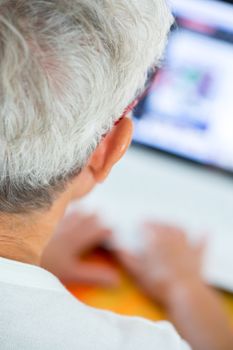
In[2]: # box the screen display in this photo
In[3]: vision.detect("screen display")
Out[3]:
[133,0,233,172]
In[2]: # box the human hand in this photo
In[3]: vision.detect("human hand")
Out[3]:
[41,212,119,286]
[116,224,205,306]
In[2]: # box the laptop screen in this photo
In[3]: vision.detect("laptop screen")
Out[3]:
[133,0,233,172]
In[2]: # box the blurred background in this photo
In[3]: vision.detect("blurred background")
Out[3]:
[70,0,233,319]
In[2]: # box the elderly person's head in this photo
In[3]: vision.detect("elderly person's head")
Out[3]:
[0,0,172,266]
[0,0,172,215]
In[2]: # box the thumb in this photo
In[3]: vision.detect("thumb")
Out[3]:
[67,262,120,287]
[114,250,142,280]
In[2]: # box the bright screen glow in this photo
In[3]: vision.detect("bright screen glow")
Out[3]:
[133,0,233,172]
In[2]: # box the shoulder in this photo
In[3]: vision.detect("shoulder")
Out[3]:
[0,274,191,350]
[79,301,191,350]
[44,288,191,350]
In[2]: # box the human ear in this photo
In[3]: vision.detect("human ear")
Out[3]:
[88,117,133,182]
[68,117,133,200]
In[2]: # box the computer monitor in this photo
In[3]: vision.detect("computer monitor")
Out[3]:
[133,0,233,173]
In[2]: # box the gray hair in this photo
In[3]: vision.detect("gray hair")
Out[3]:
[0,0,173,213]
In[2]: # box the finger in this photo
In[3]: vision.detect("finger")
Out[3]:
[55,212,96,238]
[69,262,120,287]
[114,249,142,280]
[55,212,81,234]
[144,222,187,248]
[195,238,207,260]
[142,224,186,260]
[144,222,186,236]
[78,227,113,253]
[63,212,112,251]
[64,210,85,221]
[64,213,100,233]
[144,222,174,233]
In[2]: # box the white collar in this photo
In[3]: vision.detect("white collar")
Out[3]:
[0,257,65,292]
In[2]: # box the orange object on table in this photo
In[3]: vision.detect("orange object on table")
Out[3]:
[67,249,233,325]
[67,248,164,321]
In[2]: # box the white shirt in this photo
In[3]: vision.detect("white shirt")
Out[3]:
[0,257,191,350]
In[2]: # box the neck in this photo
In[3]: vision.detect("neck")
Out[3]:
[0,191,72,266]
[0,212,59,265]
